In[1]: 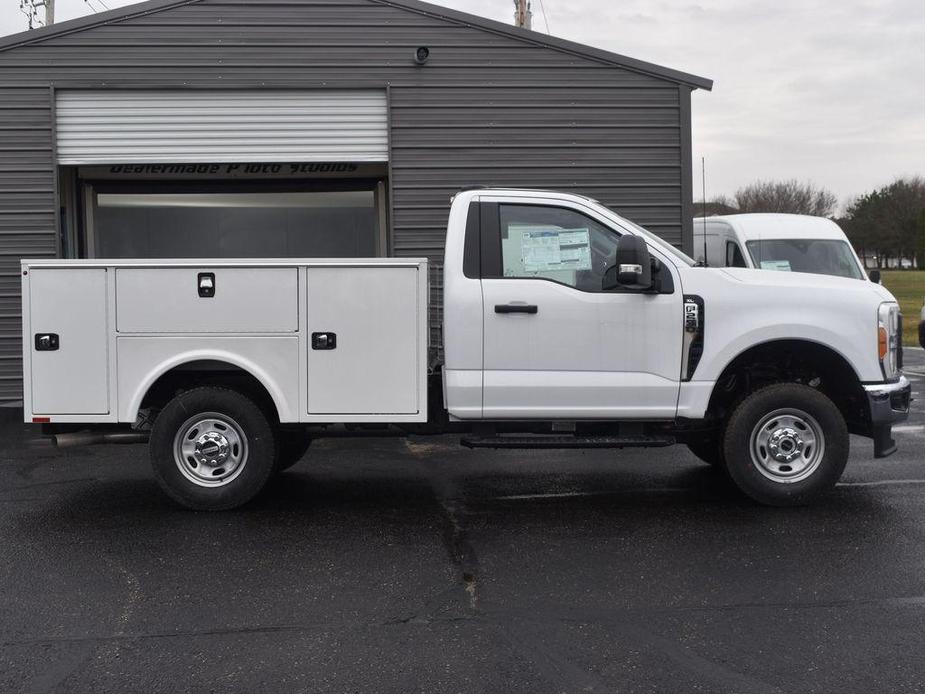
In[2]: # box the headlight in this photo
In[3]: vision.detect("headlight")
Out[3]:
[878,302,901,380]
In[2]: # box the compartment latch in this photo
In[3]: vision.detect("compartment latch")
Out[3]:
[198,272,215,298]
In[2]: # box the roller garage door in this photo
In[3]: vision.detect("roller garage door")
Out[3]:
[55,90,388,164]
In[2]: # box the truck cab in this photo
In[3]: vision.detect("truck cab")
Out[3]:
[692,213,866,280]
[22,189,911,511]
[443,189,689,421]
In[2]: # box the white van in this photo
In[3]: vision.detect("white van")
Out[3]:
[692,214,867,280]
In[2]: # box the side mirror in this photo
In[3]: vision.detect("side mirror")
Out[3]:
[603,235,652,290]
[869,269,881,284]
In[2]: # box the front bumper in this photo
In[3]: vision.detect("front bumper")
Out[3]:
[864,375,912,458]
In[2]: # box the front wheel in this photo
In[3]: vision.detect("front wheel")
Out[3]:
[723,383,849,506]
[149,386,277,510]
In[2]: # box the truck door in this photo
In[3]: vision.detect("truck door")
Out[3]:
[478,198,683,419]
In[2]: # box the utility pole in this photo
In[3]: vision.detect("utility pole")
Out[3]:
[513,0,532,29]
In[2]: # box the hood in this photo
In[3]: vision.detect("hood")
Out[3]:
[716,267,897,302]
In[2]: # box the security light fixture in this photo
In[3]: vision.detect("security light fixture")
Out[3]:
[413,47,430,65]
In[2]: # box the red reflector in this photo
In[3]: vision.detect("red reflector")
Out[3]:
[32,417,50,423]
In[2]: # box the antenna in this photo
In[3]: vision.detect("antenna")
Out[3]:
[701,157,708,267]
[536,0,550,33]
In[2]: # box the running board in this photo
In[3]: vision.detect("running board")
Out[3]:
[460,434,676,450]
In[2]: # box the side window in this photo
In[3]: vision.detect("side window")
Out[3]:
[726,241,747,268]
[498,204,620,292]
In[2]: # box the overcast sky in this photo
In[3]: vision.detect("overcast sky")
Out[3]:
[2,0,923,209]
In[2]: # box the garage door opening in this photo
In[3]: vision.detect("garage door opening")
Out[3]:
[71,177,389,259]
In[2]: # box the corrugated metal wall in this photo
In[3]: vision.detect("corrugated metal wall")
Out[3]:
[0,0,695,402]
[0,87,57,401]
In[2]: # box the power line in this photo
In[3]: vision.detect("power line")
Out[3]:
[536,0,550,34]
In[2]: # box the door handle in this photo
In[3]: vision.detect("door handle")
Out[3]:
[311,332,337,350]
[494,304,538,314]
[35,333,59,351]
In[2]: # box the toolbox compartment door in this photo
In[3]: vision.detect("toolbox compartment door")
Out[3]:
[116,267,298,334]
[29,268,110,414]
[306,266,420,415]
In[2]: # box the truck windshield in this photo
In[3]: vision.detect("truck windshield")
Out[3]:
[582,198,695,266]
[745,239,864,280]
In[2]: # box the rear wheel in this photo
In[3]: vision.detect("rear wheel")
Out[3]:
[149,386,277,510]
[723,383,848,506]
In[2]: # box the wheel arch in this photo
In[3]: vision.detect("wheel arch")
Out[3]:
[124,350,292,424]
[705,338,868,432]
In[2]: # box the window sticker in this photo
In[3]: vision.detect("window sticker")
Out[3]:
[519,227,591,272]
[760,260,792,272]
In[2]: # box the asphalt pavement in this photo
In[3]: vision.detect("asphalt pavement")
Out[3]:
[1,350,924,693]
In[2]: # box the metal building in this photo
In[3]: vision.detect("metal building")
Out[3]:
[0,0,711,403]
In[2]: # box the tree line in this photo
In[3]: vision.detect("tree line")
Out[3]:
[699,177,925,268]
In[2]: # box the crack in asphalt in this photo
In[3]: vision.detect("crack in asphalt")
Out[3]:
[404,440,480,611]
[438,497,480,610]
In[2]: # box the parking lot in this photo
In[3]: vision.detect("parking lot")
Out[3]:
[0,349,923,693]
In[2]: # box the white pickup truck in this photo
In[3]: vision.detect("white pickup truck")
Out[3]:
[21,189,911,510]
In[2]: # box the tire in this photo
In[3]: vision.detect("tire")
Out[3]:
[687,437,724,468]
[149,386,277,511]
[275,429,312,472]
[723,383,848,506]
